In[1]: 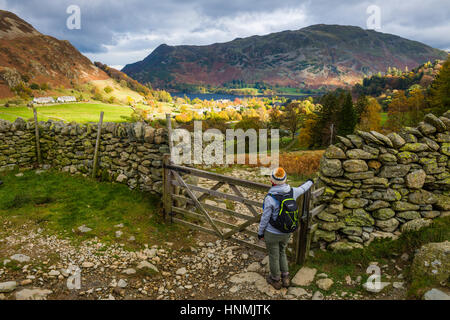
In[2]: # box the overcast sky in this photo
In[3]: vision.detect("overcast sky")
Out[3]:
[1,0,449,69]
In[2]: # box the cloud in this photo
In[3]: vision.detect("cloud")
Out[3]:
[1,0,449,67]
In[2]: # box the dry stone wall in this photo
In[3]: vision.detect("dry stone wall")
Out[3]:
[315,112,450,251]
[0,118,169,193]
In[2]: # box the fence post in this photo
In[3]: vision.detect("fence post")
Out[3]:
[163,154,172,222]
[33,108,42,165]
[166,113,173,154]
[292,193,304,263]
[297,187,312,265]
[92,112,104,178]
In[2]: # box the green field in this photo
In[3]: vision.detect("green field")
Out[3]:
[381,112,388,126]
[0,169,189,247]
[0,103,140,123]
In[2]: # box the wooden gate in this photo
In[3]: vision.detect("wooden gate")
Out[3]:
[162,154,325,265]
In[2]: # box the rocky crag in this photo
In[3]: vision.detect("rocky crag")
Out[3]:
[315,112,450,251]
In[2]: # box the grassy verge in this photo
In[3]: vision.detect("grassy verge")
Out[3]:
[0,169,191,249]
[290,216,450,299]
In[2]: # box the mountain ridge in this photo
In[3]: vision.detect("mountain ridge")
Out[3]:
[0,10,109,98]
[122,24,448,90]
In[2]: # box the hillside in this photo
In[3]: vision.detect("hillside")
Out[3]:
[122,24,448,90]
[0,10,109,98]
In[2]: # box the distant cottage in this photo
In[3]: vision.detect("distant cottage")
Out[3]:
[33,97,55,104]
[56,96,77,103]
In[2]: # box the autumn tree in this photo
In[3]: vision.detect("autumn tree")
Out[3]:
[337,92,357,136]
[385,90,409,131]
[428,56,450,116]
[358,97,382,131]
[280,102,303,139]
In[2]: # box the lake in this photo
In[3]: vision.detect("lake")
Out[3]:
[171,92,321,101]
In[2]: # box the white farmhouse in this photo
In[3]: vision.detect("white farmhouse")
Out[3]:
[33,97,55,104]
[56,96,77,103]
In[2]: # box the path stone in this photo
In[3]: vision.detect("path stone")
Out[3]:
[137,261,159,273]
[287,287,309,298]
[0,281,17,293]
[423,289,450,300]
[122,268,136,275]
[291,267,317,286]
[117,279,127,288]
[15,288,52,300]
[316,278,334,291]
[312,291,324,300]
[10,254,30,263]
[78,225,92,233]
[176,267,187,276]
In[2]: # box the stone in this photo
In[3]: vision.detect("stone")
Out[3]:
[366,201,390,211]
[344,210,375,227]
[229,272,264,285]
[15,288,52,300]
[317,211,339,222]
[392,201,420,212]
[291,267,317,286]
[408,190,437,205]
[122,268,136,275]
[405,170,426,189]
[379,153,397,163]
[376,218,399,232]
[346,149,377,160]
[362,177,389,188]
[421,211,441,219]
[373,208,395,220]
[312,291,324,300]
[117,279,128,288]
[357,131,382,144]
[344,171,374,180]
[320,158,343,177]
[400,143,429,153]
[137,261,159,273]
[82,262,94,268]
[424,113,447,132]
[370,131,393,147]
[362,281,390,293]
[341,226,363,236]
[328,241,363,251]
[176,267,187,276]
[287,287,309,298]
[397,211,421,220]
[318,221,345,231]
[343,198,369,209]
[316,278,334,291]
[379,164,411,178]
[397,151,419,164]
[0,281,17,293]
[423,289,450,300]
[78,225,92,233]
[324,145,346,159]
[418,122,436,136]
[313,229,336,242]
[387,133,406,149]
[343,160,368,173]
[411,241,450,284]
[10,254,30,263]
[401,219,432,232]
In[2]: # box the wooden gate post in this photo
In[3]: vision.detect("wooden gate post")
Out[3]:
[297,187,312,265]
[92,112,104,178]
[33,108,42,165]
[163,154,172,222]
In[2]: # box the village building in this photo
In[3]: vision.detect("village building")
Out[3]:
[32,97,55,104]
[56,96,77,103]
